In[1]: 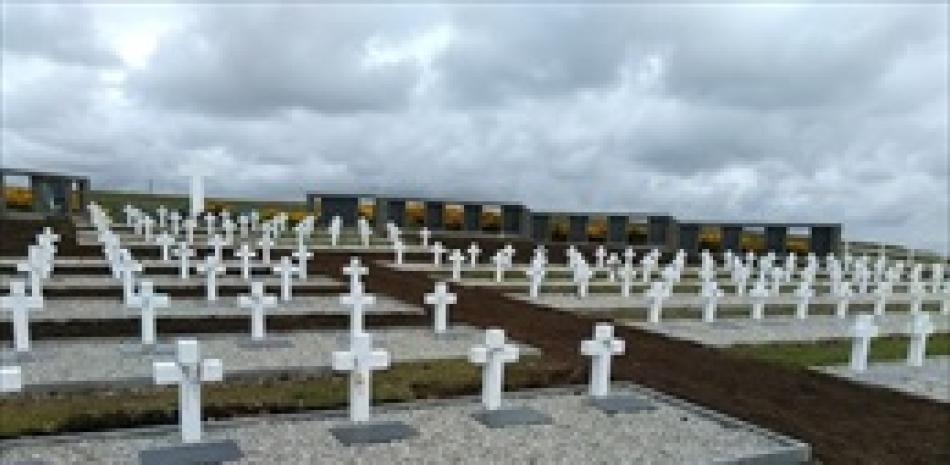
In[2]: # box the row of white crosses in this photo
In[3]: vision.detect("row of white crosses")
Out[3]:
[850,313,936,372]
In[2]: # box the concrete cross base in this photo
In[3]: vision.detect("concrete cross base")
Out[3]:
[589,394,657,415]
[709,321,743,330]
[329,420,418,446]
[139,439,242,465]
[0,351,36,364]
[471,407,553,429]
[432,330,471,341]
[235,338,295,350]
[119,343,177,357]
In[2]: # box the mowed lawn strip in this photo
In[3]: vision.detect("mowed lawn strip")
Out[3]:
[725,333,950,369]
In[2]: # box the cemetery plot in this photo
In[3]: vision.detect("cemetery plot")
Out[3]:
[2,326,524,390]
[0,386,808,465]
[817,357,949,403]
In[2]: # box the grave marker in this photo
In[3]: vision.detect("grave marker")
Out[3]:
[173,242,195,280]
[128,281,169,346]
[449,249,465,282]
[331,332,390,423]
[0,365,22,393]
[238,282,283,345]
[234,243,256,281]
[424,282,457,334]
[156,232,175,262]
[272,256,300,302]
[907,313,934,367]
[1,281,43,354]
[469,329,519,411]
[152,339,224,443]
[850,314,878,372]
[580,324,624,397]
[195,256,226,301]
[467,243,482,267]
[340,282,375,341]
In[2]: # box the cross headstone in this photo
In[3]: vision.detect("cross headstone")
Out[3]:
[835,282,853,318]
[594,246,607,270]
[580,323,624,397]
[701,281,724,323]
[793,281,814,319]
[1,281,43,353]
[431,241,445,266]
[645,281,669,323]
[16,246,49,299]
[331,332,390,423]
[419,227,431,248]
[292,244,313,280]
[467,243,482,267]
[157,205,168,229]
[873,281,892,316]
[258,234,274,265]
[491,251,507,283]
[238,282,278,342]
[449,249,465,282]
[620,263,635,298]
[749,280,770,320]
[907,313,934,367]
[207,234,227,263]
[392,240,405,265]
[203,212,217,237]
[425,282,457,334]
[469,329,519,411]
[195,256,226,301]
[525,262,545,299]
[222,218,235,245]
[173,242,195,280]
[908,281,926,314]
[116,252,143,306]
[234,243,256,281]
[153,339,224,443]
[272,256,299,302]
[238,215,250,239]
[169,211,182,236]
[340,282,375,341]
[0,365,22,393]
[156,232,176,262]
[574,260,592,298]
[850,314,878,372]
[184,218,197,244]
[128,281,169,346]
[343,257,369,291]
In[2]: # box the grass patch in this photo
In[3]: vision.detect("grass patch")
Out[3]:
[725,333,950,370]
[0,356,564,439]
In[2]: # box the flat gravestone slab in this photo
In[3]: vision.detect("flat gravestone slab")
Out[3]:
[329,420,417,446]
[589,394,657,415]
[471,407,553,429]
[432,330,472,341]
[235,338,295,350]
[0,351,35,364]
[119,343,177,357]
[139,440,242,465]
[758,320,793,327]
[710,321,743,330]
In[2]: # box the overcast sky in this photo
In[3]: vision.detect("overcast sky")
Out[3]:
[2,3,947,251]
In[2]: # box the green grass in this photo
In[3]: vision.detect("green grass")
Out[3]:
[0,356,562,439]
[726,333,950,370]
[87,190,308,217]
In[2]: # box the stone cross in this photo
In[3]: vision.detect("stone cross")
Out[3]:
[873,281,892,316]
[116,253,143,305]
[469,329,519,411]
[173,242,195,279]
[222,219,235,245]
[328,218,341,247]
[234,243,256,281]
[425,281,457,334]
[733,264,749,296]
[491,251,507,283]
[770,266,784,296]
[340,282,375,340]
[291,244,313,280]
[449,249,465,282]
[525,262,545,299]
[343,257,368,291]
[420,227,431,248]
[156,232,175,262]
[594,246,607,270]
[258,234,274,265]
[392,240,405,265]
[238,281,278,341]
[907,313,934,367]
[195,256,226,301]
[143,215,155,243]
[605,253,621,282]
[793,281,813,319]
[620,264,635,298]
[207,234,227,263]
[431,241,445,266]
[169,211,182,236]
[835,283,853,318]
[908,281,926,314]
[16,247,48,299]
[0,365,21,393]
[580,323,624,397]
[184,218,196,244]
[331,332,390,423]
[1,281,43,353]
[749,280,770,320]
[932,263,944,293]
[850,314,878,372]
[623,247,635,268]
[237,215,249,239]
[128,281,169,346]
[124,204,136,227]
[467,243,481,267]
[700,281,724,323]
[574,260,592,298]
[203,212,217,237]
[156,205,168,229]
[250,210,260,232]
[645,281,669,323]
[153,339,224,443]
[271,256,299,302]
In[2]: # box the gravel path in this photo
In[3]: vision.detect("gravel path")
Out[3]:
[0,295,421,321]
[2,326,504,388]
[0,387,804,464]
[816,357,950,403]
[621,313,950,347]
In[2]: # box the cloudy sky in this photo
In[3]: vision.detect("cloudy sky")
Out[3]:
[2,3,947,250]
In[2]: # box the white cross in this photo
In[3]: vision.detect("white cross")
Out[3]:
[932,263,944,293]
[448,249,465,282]
[701,281,724,323]
[873,281,892,316]
[595,246,607,270]
[195,256,226,301]
[143,215,155,243]
[1,281,43,353]
[467,243,482,267]
[157,205,168,229]
[431,241,445,266]
[574,261,592,298]
[469,328,519,411]
[620,264,635,298]
[605,253,621,282]
[850,314,878,372]
[169,211,182,236]
[420,227,431,248]
[173,242,195,280]
[16,246,48,299]
[525,263,545,299]
[250,210,260,232]
[392,240,405,265]
[203,212,217,237]
[770,267,784,296]
[835,282,853,318]
[156,232,176,262]
[748,281,770,320]
[184,218,196,244]
[907,313,934,367]
[272,256,299,302]
[153,339,224,443]
[342,257,369,291]
[258,234,275,265]
[331,332,390,423]
[128,281,169,346]
[0,365,22,393]
[207,234,227,263]
[793,281,814,319]
[623,247,635,268]
[237,215,249,239]
[358,220,371,247]
[580,323,624,397]
[340,282,375,341]
[116,252,143,305]
[645,281,669,323]
[328,219,341,247]
[234,243,256,281]
[292,244,313,280]
[222,219,235,245]
[123,204,136,227]
[238,281,277,341]
[491,251,507,283]
[908,281,926,314]
[425,282,457,334]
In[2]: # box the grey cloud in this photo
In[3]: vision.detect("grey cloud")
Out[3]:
[2,4,120,67]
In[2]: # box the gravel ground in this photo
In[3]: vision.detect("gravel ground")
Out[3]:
[621,313,950,347]
[2,326,502,387]
[816,357,950,403]
[0,295,421,321]
[0,387,803,464]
